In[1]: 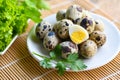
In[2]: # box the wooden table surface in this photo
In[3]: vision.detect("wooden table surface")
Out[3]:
[90,0,120,22]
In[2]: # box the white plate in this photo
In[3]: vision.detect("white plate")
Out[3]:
[27,13,120,71]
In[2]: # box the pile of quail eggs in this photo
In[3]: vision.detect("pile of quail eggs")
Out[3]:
[35,5,106,59]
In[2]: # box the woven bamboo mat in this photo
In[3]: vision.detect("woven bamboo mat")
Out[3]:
[1,0,120,79]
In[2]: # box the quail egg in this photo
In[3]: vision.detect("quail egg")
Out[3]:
[69,25,89,44]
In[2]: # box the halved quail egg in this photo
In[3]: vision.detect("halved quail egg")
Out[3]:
[69,25,89,44]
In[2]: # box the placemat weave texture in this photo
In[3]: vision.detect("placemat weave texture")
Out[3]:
[0,0,120,80]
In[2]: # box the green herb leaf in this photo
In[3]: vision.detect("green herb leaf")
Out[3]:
[0,0,49,52]
[76,60,87,69]
[53,44,62,57]
[24,7,41,22]
[36,0,50,10]
[65,54,87,71]
[49,51,56,59]
[70,60,87,71]
[33,45,87,75]
[56,61,66,75]
[24,0,37,9]
[67,53,78,62]
[32,52,47,58]
[32,52,52,68]
[40,58,52,68]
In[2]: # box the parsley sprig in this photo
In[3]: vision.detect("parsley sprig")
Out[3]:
[33,45,87,75]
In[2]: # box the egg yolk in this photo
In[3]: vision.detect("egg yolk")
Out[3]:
[70,31,86,44]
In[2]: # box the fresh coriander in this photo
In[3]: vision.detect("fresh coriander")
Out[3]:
[40,58,52,68]
[53,44,62,57]
[33,45,87,75]
[69,59,87,71]
[32,52,52,68]
[66,53,78,62]
[49,51,56,59]
[32,52,47,58]
[62,54,87,71]
[56,61,66,75]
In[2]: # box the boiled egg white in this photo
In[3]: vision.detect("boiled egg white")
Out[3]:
[69,25,89,44]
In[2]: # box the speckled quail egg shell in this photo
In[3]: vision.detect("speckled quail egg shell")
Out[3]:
[82,10,92,18]
[66,5,83,24]
[35,21,53,39]
[43,31,60,51]
[60,41,78,59]
[79,40,97,58]
[56,9,66,21]
[94,20,104,32]
[57,19,73,39]
[89,31,106,47]
[77,17,95,34]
